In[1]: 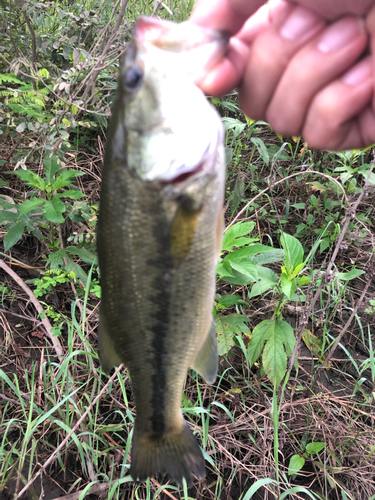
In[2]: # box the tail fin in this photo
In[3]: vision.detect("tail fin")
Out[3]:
[130,421,205,486]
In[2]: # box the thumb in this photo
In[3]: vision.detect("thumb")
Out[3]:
[190,0,266,34]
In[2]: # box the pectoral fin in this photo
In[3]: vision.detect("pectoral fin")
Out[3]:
[170,204,201,265]
[98,311,122,374]
[192,321,218,384]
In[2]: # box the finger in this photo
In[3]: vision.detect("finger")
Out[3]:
[302,58,374,150]
[195,3,271,95]
[366,4,375,109]
[197,38,249,95]
[190,0,266,34]
[266,17,368,137]
[292,0,375,20]
[238,3,326,120]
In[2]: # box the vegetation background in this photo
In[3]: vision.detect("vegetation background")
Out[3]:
[1,1,375,499]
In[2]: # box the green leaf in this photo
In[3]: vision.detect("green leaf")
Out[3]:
[226,244,272,260]
[251,137,269,165]
[0,211,18,223]
[43,154,60,184]
[13,170,45,190]
[248,320,273,366]
[65,246,97,265]
[280,273,296,299]
[297,276,311,286]
[250,280,276,298]
[4,222,25,252]
[263,332,287,390]
[229,176,244,215]
[280,232,304,274]
[290,293,306,303]
[288,455,305,475]
[250,249,285,265]
[291,203,305,209]
[269,143,290,161]
[46,249,68,268]
[38,68,50,79]
[358,166,375,184]
[216,259,234,278]
[64,258,88,284]
[218,295,244,308]
[60,190,84,200]
[227,257,258,281]
[19,198,45,216]
[319,237,330,253]
[306,181,328,192]
[43,198,65,223]
[279,319,296,356]
[293,262,305,276]
[0,73,22,85]
[258,266,279,282]
[51,170,84,191]
[306,214,315,225]
[249,317,295,389]
[305,442,326,454]
[216,314,250,356]
[250,266,279,297]
[242,479,277,500]
[337,269,365,281]
[222,117,246,143]
[222,221,256,252]
[225,147,233,167]
[220,268,256,286]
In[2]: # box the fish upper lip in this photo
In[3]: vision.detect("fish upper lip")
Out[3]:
[134,16,229,80]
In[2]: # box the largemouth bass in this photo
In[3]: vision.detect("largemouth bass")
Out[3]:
[97,16,227,486]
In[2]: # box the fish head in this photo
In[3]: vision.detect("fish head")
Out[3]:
[116,16,228,192]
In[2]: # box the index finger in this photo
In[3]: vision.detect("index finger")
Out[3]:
[190,0,266,34]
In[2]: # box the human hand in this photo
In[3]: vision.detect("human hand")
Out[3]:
[191,0,375,150]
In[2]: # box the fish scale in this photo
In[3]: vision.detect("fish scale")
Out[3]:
[97,16,227,486]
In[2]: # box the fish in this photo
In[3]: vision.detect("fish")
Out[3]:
[97,16,228,486]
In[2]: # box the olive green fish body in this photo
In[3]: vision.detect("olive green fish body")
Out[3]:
[97,16,227,486]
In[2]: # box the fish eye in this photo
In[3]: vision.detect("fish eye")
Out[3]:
[123,65,143,92]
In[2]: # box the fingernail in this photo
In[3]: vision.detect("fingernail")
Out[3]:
[318,17,365,53]
[342,58,372,85]
[280,7,322,41]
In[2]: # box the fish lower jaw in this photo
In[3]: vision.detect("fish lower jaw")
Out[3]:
[159,160,205,186]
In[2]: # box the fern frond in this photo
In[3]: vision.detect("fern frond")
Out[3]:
[0,73,23,85]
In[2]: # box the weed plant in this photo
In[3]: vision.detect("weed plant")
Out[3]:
[1,1,375,500]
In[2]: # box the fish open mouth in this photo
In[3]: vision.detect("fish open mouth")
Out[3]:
[161,162,205,186]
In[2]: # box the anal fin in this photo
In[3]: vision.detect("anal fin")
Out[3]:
[191,321,218,384]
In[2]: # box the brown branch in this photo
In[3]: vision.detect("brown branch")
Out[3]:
[51,482,111,500]
[0,250,45,268]
[0,307,43,326]
[19,0,37,82]
[81,0,129,102]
